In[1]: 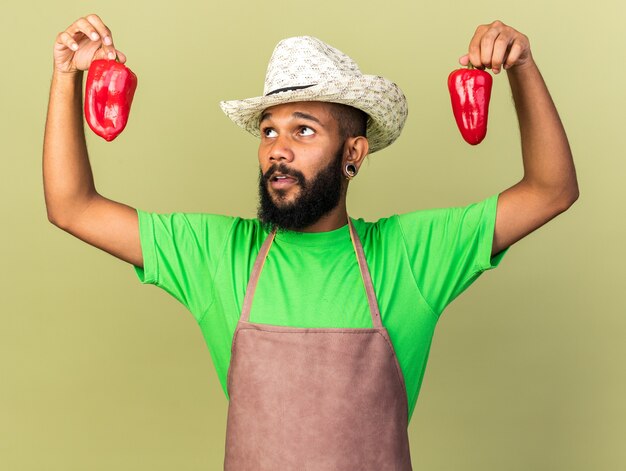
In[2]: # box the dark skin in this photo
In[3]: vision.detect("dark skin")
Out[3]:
[257,22,581,254]
[44,15,578,268]
[258,101,369,233]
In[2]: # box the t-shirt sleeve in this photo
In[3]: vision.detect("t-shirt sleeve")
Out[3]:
[132,210,236,317]
[395,192,509,317]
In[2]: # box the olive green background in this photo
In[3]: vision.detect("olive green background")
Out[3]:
[2,0,624,469]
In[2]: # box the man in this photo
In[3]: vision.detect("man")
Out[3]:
[44,14,579,470]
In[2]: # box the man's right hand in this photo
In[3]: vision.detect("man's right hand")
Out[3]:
[44,14,143,269]
[53,14,127,75]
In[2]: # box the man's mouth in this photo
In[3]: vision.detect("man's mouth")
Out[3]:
[269,173,299,189]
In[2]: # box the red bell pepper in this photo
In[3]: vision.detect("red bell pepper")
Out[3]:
[447,65,492,145]
[84,58,137,142]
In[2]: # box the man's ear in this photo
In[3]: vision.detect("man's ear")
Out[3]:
[343,136,369,171]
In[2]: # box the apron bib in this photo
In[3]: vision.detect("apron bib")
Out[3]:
[224,219,412,470]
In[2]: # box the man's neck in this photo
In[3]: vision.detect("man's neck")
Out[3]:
[296,204,348,233]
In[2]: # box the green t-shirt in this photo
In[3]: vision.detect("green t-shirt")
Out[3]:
[133,193,508,421]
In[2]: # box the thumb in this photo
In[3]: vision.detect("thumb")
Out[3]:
[115,50,127,63]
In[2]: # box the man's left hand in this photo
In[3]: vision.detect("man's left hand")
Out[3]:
[458,20,533,74]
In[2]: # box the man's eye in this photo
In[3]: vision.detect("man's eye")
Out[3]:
[299,126,315,136]
[263,128,277,138]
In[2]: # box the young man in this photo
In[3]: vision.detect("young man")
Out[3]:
[44,14,579,470]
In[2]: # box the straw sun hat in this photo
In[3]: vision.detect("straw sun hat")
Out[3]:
[220,36,408,154]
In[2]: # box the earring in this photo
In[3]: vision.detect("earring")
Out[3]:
[344,163,357,179]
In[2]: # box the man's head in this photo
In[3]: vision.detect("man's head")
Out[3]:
[219,35,407,230]
[256,101,369,231]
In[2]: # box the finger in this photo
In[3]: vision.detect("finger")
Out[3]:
[467,25,489,69]
[69,16,116,60]
[70,17,102,42]
[491,34,513,74]
[85,14,114,48]
[479,26,503,69]
[56,31,79,52]
[504,40,525,69]
[458,54,470,66]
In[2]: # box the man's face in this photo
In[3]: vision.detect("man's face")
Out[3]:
[257,101,345,230]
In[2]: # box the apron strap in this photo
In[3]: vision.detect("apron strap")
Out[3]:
[241,218,382,328]
[347,218,382,328]
[241,228,276,322]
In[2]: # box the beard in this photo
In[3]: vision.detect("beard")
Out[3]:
[257,145,345,231]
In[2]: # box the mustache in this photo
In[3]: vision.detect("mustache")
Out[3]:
[261,164,305,185]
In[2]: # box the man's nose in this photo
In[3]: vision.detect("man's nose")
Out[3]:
[268,135,295,163]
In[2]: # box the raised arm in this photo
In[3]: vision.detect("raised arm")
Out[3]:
[459,21,580,257]
[43,14,143,268]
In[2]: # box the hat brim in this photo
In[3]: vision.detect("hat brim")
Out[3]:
[220,74,407,154]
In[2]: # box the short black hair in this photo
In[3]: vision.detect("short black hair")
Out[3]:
[327,103,368,141]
